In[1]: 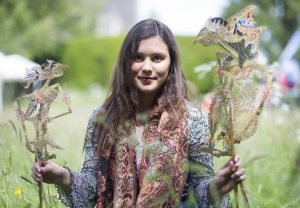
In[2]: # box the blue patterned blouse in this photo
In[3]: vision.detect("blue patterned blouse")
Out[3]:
[57,102,231,208]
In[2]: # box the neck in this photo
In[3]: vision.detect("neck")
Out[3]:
[137,91,158,113]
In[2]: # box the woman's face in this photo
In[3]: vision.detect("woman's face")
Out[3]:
[131,36,171,96]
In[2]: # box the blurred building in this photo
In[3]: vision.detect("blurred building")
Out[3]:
[278,29,300,95]
[96,0,138,36]
[0,52,39,113]
[95,0,228,36]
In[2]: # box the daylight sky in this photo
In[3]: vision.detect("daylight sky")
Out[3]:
[137,0,229,35]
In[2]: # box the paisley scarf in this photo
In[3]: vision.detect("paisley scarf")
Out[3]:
[96,110,189,208]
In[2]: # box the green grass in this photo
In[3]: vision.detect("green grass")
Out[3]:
[214,109,300,207]
[1,88,300,207]
[0,87,106,207]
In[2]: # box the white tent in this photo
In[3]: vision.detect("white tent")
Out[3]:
[0,52,39,113]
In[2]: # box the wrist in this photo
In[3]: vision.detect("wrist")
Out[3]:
[56,167,70,187]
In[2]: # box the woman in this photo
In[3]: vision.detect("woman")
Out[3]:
[32,19,246,207]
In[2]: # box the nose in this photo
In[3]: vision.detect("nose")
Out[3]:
[141,58,153,74]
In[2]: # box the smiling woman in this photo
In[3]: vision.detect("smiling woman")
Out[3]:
[31,19,245,208]
[131,36,171,110]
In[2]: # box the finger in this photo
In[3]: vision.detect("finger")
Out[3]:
[232,155,242,171]
[32,171,42,182]
[232,161,241,171]
[32,163,41,173]
[234,155,241,163]
[233,155,242,171]
[231,169,245,179]
[217,161,234,176]
[32,166,41,177]
[235,174,246,182]
[32,165,42,176]
[221,155,241,170]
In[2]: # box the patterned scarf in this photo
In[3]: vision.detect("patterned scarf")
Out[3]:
[96,110,189,208]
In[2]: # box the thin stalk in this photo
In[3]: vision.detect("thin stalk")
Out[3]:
[35,154,47,208]
[240,183,251,208]
[234,185,239,208]
[229,105,251,208]
[229,105,239,208]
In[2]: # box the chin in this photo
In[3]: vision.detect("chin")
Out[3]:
[136,82,164,95]
[139,89,156,94]
[137,86,160,95]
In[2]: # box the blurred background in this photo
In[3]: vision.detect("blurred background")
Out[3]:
[0,0,300,207]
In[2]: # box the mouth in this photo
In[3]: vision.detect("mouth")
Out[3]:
[138,76,157,82]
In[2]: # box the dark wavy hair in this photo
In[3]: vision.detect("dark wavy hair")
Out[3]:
[93,19,188,149]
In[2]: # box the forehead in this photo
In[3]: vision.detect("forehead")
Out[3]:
[137,36,169,54]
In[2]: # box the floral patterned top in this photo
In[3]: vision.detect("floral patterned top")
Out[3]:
[57,102,231,208]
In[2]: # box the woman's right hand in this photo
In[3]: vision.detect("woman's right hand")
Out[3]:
[209,155,246,201]
[32,160,70,186]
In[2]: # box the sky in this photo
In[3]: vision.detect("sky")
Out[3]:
[137,0,229,35]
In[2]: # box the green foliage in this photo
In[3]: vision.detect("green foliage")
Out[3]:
[61,36,124,89]
[61,35,220,93]
[176,36,221,93]
[0,0,102,60]
[212,109,300,207]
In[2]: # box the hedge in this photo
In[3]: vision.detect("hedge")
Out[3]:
[61,35,221,94]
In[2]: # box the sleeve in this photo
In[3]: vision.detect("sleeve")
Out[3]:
[57,107,101,207]
[187,105,231,208]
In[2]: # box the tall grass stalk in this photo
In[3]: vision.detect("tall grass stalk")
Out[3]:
[0,88,299,207]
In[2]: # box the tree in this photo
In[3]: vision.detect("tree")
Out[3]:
[0,0,102,61]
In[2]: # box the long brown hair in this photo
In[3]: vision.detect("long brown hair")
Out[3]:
[93,19,188,149]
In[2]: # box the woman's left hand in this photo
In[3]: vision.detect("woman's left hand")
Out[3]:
[209,155,246,200]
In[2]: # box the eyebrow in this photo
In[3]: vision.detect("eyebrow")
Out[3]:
[135,51,167,56]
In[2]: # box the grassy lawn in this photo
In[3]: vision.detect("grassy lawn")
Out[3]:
[214,108,300,208]
[0,88,299,207]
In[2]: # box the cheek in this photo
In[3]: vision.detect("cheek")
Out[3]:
[156,62,170,78]
[131,63,140,73]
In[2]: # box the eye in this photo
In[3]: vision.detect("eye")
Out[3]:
[152,55,164,62]
[134,54,144,62]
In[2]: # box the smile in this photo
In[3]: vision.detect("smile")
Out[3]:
[138,76,157,81]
